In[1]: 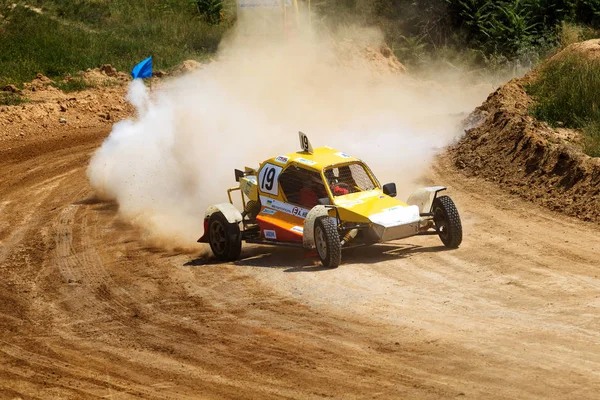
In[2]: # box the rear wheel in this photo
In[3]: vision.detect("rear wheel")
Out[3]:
[314,216,342,268]
[432,195,462,248]
[208,212,242,261]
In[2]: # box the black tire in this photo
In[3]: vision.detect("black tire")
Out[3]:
[432,195,463,248]
[314,216,342,268]
[208,212,242,262]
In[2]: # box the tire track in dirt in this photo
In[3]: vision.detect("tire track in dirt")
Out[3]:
[1,127,599,399]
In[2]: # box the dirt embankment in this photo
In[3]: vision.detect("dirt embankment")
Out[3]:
[0,67,133,142]
[450,43,600,223]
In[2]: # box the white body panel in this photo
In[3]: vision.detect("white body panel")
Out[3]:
[205,203,243,224]
[406,186,446,214]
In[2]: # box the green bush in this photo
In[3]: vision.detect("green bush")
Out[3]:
[527,55,600,157]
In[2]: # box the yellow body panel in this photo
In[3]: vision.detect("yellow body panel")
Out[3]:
[240,176,258,201]
[334,189,409,222]
[259,147,378,205]
[266,147,360,173]
[256,146,407,225]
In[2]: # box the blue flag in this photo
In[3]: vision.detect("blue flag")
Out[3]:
[131,56,153,79]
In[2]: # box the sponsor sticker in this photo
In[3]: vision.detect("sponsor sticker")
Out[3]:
[335,152,352,159]
[264,230,277,240]
[295,157,317,166]
[260,196,310,219]
[243,181,254,196]
[274,155,289,164]
[261,208,277,215]
[290,226,304,234]
[340,200,363,208]
[385,206,402,212]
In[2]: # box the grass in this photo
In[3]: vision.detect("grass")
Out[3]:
[527,55,600,157]
[0,1,232,87]
[559,21,600,49]
[53,77,96,93]
[583,121,600,157]
[0,92,28,106]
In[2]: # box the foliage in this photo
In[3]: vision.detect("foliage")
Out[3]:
[316,0,600,69]
[0,1,231,86]
[0,92,27,106]
[527,55,600,157]
[191,0,224,24]
[583,120,600,157]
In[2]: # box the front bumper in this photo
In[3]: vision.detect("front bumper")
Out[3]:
[368,205,421,242]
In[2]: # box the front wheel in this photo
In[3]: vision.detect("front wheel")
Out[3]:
[314,216,342,268]
[208,212,242,262]
[432,195,463,248]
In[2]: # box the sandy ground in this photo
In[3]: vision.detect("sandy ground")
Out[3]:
[0,127,599,399]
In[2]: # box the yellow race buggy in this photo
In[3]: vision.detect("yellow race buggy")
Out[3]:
[198,133,462,267]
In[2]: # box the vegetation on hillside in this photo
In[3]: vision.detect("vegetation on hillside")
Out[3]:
[1,0,600,156]
[0,0,233,87]
[318,0,600,71]
[527,55,600,157]
[2,0,600,87]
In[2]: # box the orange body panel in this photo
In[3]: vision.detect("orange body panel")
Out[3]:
[256,207,304,242]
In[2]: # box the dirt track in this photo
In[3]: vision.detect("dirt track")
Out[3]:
[1,127,599,399]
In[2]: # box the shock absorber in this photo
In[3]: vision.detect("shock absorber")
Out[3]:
[340,229,358,246]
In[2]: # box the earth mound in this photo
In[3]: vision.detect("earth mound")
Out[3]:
[450,42,600,223]
[549,38,600,62]
[0,67,132,142]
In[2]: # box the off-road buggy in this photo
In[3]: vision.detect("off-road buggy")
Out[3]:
[198,133,462,267]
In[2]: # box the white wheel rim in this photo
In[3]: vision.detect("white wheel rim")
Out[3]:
[315,226,327,259]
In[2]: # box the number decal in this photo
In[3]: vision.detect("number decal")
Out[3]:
[298,131,313,153]
[264,168,276,190]
[258,163,282,196]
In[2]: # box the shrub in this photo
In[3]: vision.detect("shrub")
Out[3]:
[527,55,600,157]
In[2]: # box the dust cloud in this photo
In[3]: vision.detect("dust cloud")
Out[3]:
[87,19,493,248]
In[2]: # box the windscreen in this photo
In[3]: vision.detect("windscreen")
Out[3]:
[324,163,377,196]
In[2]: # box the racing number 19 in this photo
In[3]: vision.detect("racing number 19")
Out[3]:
[301,135,309,152]
[261,167,276,191]
[259,163,282,195]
